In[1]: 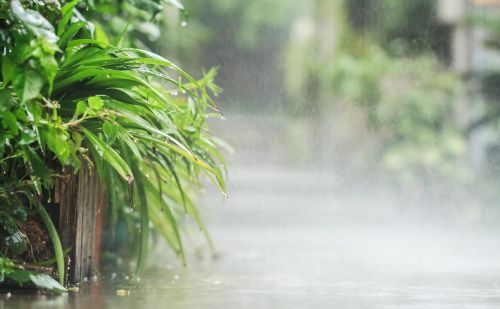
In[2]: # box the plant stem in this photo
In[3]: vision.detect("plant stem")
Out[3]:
[36,204,65,286]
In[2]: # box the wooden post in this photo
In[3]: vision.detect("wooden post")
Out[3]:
[54,161,105,284]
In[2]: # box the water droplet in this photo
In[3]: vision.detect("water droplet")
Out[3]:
[172,91,178,96]
[181,21,187,27]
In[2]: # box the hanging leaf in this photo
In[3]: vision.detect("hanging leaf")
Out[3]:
[82,128,134,183]
[13,68,43,103]
[163,0,184,11]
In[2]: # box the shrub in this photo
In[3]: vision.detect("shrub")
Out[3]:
[0,0,225,290]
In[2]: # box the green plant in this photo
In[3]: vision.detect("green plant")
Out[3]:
[331,45,467,186]
[0,255,66,293]
[0,0,225,286]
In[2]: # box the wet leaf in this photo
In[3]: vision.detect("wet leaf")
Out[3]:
[10,0,58,43]
[88,96,104,110]
[73,100,88,119]
[82,127,133,182]
[2,112,19,136]
[29,273,66,292]
[12,67,44,103]
[45,126,71,163]
[163,0,184,10]
[4,230,28,256]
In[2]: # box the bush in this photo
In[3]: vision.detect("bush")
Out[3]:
[0,0,225,289]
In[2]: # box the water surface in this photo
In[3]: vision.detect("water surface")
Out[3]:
[4,120,500,309]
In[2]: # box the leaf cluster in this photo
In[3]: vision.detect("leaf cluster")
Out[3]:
[0,0,226,285]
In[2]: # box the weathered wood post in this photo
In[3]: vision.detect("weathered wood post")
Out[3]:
[54,162,105,284]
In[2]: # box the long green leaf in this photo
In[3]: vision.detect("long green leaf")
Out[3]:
[36,203,65,286]
[131,162,149,276]
[82,127,133,183]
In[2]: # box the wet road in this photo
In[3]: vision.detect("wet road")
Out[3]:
[4,164,500,308]
[4,116,500,308]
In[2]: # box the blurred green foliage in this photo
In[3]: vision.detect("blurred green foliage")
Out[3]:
[280,0,470,188]
[156,0,308,110]
[157,0,467,188]
[346,0,451,58]
[332,47,467,184]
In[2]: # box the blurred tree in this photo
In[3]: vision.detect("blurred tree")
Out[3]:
[156,0,307,111]
[282,0,471,196]
[368,0,452,60]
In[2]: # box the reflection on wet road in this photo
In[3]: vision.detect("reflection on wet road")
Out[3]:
[4,163,500,308]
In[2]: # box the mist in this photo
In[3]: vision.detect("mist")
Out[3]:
[4,0,500,308]
[192,1,500,307]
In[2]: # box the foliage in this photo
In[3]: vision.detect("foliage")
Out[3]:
[156,0,309,110]
[331,46,467,185]
[351,0,451,57]
[465,15,500,180]
[0,0,225,286]
[281,0,468,188]
[0,255,66,293]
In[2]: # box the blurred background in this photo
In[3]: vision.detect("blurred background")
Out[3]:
[68,0,500,307]
[145,0,500,224]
